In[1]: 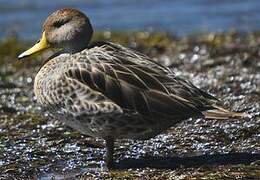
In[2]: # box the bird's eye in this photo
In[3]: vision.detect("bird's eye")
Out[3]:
[53,19,69,28]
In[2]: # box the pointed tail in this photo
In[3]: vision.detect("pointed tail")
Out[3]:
[203,105,249,120]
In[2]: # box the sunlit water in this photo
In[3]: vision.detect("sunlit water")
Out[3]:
[1,0,260,39]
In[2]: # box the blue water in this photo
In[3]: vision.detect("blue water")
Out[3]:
[1,0,260,40]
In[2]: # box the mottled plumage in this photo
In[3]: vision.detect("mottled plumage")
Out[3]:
[18,8,246,168]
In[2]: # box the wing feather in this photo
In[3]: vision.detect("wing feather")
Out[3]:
[63,42,206,120]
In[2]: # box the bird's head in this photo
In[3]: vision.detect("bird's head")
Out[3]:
[18,8,93,59]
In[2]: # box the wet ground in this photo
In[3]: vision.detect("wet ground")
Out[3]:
[0,32,259,179]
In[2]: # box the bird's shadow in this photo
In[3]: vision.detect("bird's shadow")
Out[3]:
[115,152,260,169]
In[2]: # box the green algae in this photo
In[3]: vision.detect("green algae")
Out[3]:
[0,37,30,69]
[93,31,173,48]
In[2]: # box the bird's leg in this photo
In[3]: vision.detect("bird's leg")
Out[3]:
[105,136,115,168]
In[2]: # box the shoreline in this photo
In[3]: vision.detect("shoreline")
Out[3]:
[0,30,259,179]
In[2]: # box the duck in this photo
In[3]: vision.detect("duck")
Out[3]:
[18,8,245,168]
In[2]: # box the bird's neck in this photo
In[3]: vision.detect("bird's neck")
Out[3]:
[63,44,88,54]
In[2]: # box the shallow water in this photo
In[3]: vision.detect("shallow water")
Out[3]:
[1,0,260,39]
[0,32,259,179]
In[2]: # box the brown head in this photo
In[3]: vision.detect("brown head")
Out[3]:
[18,8,93,59]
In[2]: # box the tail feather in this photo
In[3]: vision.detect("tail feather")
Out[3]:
[203,105,249,120]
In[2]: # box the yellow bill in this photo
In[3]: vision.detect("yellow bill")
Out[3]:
[18,31,50,59]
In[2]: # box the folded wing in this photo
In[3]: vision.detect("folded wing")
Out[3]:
[62,42,210,121]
